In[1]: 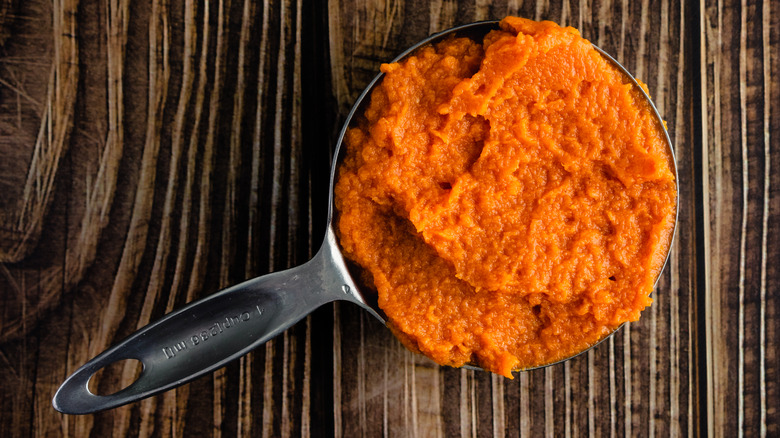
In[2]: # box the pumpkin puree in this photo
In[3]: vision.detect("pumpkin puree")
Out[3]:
[334,16,676,377]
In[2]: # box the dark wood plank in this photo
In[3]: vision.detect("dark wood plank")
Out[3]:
[701,0,780,435]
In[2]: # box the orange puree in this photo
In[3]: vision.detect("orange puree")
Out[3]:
[334,16,676,377]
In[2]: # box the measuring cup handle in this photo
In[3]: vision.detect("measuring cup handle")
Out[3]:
[53,235,360,415]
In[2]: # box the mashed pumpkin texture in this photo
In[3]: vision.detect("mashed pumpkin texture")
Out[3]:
[334,17,677,377]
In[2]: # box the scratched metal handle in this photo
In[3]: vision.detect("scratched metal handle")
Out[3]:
[52,235,366,415]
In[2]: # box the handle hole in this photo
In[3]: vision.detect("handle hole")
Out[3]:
[87,359,143,396]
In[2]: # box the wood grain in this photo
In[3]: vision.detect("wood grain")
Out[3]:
[0,0,776,436]
[701,0,779,436]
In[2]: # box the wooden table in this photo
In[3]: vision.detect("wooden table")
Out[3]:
[0,0,777,436]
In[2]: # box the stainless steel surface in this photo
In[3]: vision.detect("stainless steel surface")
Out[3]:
[53,20,678,415]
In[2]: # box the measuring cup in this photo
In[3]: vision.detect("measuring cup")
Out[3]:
[52,20,678,415]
